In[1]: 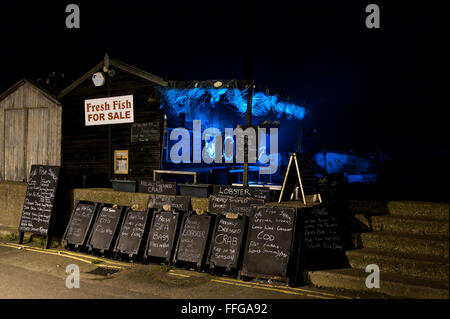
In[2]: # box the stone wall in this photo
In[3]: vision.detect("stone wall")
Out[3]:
[0,181,27,229]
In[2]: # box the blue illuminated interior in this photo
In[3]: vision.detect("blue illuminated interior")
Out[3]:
[159,85,306,185]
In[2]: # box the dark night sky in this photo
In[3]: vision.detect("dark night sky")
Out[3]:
[0,1,445,160]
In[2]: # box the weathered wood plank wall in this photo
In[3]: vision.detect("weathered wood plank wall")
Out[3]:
[0,81,62,182]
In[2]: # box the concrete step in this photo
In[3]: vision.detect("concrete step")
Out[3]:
[387,201,449,220]
[347,200,390,216]
[347,200,449,220]
[306,268,449,299]
[345,248,449,282]
[354,232,449,260]
[355,215,449,238]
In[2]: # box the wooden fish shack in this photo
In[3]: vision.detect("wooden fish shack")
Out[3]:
[0,79,62,182]
[57,56,169,188]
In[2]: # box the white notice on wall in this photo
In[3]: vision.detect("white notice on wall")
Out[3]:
[84,95,134,126]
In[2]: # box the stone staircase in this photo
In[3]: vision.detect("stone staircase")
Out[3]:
[306,201,449,299]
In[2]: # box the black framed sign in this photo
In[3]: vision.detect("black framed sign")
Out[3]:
[18,165,61,248]
[144,208,182,263]
[212,185,270,203]
[301,206,346,270]
[139,180,177,195]
[207,214,248,270]
[63,201,99,249]
[241,206,298,284]
[87,204,126,254]
[173,212,214,268]
[147,194,191,212]
[114,207,151,257]
[208,195,264,216]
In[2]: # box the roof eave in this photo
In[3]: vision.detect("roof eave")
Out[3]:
[57,58,169,100]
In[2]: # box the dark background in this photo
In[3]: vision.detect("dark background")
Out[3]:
[0,1,446,199]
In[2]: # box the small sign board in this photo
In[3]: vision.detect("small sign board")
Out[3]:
[213,185,270,202]
[303,206,343,251]
[173,212,214,267]
[139,180,177,195]
[19,165,61,248]
[241,206,298,283]
[207,215,247,270]
[208,195,264,216]
[147,194,191,212]
[114,208,151,257]
[63,201,99,248]
[144,209,182,263]
[131,122,160,143]
[87,204,125,254]
[84,95,134,126]
[114,150,129,174]
[301,206,346,269]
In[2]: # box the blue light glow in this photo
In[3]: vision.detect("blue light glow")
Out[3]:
[159,87,306,120]
[205,134,216,159]
[223,135,235,162]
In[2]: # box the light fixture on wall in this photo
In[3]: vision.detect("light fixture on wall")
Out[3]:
[92,72,106,87]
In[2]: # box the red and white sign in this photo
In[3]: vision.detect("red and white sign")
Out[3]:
[84,95,134,126]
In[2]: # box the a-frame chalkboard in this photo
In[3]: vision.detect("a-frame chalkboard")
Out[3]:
[63,201,100,250]
[173,211,215,269]
[86,204,126,255]
[240,206,301,286]
[278,153,322,205]
[143,208,183,264]
[114,207,152,259]
[206,214,248,273]
[18,165,61,249]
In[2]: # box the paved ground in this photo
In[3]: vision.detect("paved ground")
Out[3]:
[0,240,389,299]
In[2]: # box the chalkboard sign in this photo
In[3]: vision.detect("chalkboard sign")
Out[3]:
[139,180,177,195]
[19,165,61,247]
[303,206,342,251]
[63,201,99,248]
[241,206,297,281]
[114,208,151,257]
[213,185,270,203]
[173,212,214,267]
[131,122,160,143]
[87,205,125,253]
[147,194,191,212]
[297,153,320,195]
[301,206,346,270]
[279,153,322,204]
[144,209,182,262]
[207,215,247,270]
[208,195,264,216]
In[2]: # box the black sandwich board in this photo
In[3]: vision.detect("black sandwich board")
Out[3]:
[86,204,126,255]
[208,195,264,217]
[240,206,300,285]
[147,194,191,212]
[62,201,100,250]
[18,165,61,249]
[139,180,177,195]
[279,153,322,205]
[114,207,152,259]
[131,121,160,143]
[206,214,248,273]
[212,185,270,203]
[173,212,215,269]
[301,205,347,270]
[143,208,183,264]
